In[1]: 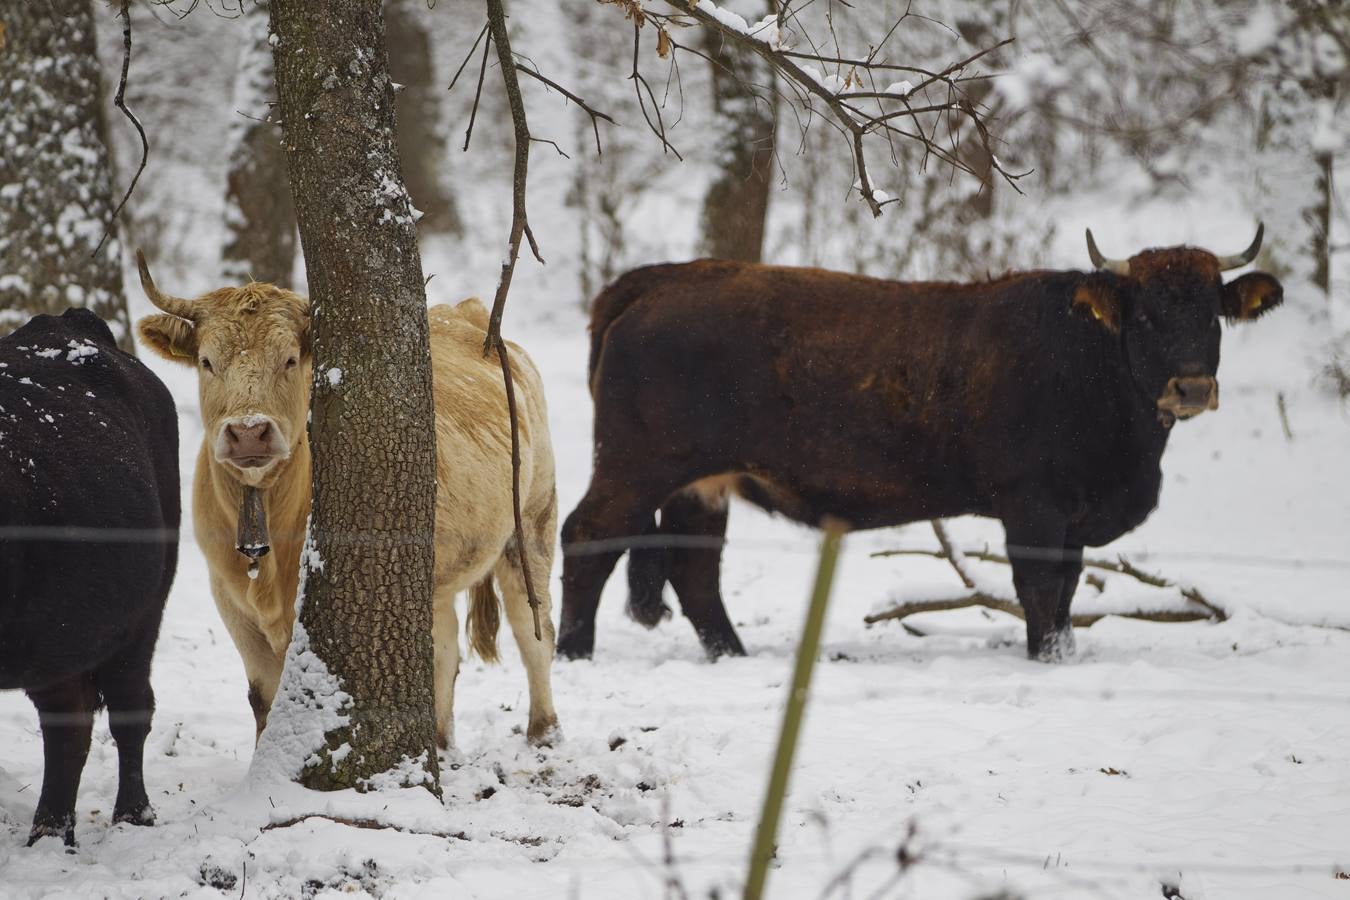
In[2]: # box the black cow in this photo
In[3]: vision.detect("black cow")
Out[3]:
[0,309,179,846]
[558,227,1282,662]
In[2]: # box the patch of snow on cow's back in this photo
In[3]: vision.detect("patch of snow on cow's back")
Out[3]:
[65,339,98,363]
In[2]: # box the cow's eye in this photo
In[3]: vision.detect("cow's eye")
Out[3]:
[200,357,213,372]
[286,356,298,370]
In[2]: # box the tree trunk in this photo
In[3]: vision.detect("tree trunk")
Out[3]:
[386,0,462,237]
[266,0,440,793]
[0,0,134,352]
[222,0,296,288]
[698,9,776,262]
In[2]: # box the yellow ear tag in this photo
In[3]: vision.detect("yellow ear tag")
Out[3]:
[1090,306,1103,321]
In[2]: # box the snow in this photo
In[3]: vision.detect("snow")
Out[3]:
[1234,5,1285,57]
[250,617,353,786]
[64,339,98,363]
[3,278,1348,896]
[326,366,343,387]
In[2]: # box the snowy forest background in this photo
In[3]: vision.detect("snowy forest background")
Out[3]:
[2,0,1349,898]
[60,0,1350,346]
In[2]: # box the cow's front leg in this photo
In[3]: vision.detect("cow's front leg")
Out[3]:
[213,588,284,740]
[1056,544,1085,636]
[1000,506,1074,662]
[25,674,97,847]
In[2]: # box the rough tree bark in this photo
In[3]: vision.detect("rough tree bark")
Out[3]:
[697,8,776,263]
[221,0,296,288]
[0,0,134,351]
[267,0,440,792]
[386,0,462,237]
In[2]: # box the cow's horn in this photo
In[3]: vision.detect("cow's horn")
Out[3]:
[136,249,197,320]
[1085,229,1130,276]
[1214,222,1264,271]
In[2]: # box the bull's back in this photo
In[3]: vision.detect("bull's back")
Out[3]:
[588,262,1077,527]
[0,310,179,689]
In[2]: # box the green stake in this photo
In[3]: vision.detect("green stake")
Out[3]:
[745,520,847,900]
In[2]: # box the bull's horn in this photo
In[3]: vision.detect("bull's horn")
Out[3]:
[136,249,197,320]
[1215,222,1264,271]
[1085,229,1131,276]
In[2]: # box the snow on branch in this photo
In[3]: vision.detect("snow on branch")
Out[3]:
[607,0,1027,217]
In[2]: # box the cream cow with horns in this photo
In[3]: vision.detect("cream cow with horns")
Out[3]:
[135,251,560,747]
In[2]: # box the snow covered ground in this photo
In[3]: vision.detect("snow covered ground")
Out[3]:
[2,255,1348,898]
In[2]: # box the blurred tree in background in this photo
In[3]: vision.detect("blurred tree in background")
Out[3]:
[0,0,132,351]
[222,0,295,288]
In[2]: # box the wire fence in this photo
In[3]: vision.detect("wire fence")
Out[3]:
[3,523,1349,574]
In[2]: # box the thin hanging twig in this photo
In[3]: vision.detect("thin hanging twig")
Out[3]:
[95,0,149,258]
[483,0,544,640]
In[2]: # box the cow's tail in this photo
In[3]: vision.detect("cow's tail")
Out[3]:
[625,516,673,629]
[467,578,501,664]
[588,269,659,392]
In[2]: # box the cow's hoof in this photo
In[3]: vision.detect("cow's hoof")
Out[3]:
[528,716,562,748]
[113,801,156,827]
[26,818,75,849]
[625,595,672,629]
[555,629,594,661]
[700,631,747,661]
[1028,627,1076,662]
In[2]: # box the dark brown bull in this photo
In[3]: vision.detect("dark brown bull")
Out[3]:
[558,227,1283,662]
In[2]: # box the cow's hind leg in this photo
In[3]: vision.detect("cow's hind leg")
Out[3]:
[25,674,97,846]
[660,491,744,659]
[94,613,162,827]
[625,515,671,629]
[558,479,670,660]
[497,503,560,745]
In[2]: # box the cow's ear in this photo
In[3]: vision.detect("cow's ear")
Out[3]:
[1071,276,1121,333]
[298,315,313,359]
[1221,272,1283,322]
[137,314,198,364]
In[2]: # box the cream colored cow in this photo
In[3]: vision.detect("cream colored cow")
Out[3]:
[135,252,558,747]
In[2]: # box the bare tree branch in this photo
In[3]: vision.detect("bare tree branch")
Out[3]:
[95,0,149,258]
[482,0,543,641]
[514,61,617,155]
[863,594,1221,630]
[611,2,1026,217]
[461,27,493,152]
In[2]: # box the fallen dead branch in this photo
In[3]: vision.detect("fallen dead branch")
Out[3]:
[865,523,1229,632]
[863,593,1222,630]
[260,814,469,840]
